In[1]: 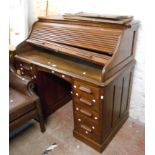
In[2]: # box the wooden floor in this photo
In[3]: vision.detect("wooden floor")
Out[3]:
[10,101,145,155]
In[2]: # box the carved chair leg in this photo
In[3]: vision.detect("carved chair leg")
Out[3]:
[35,99,46,133]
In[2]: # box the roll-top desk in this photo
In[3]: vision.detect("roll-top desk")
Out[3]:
[13,15,139,152]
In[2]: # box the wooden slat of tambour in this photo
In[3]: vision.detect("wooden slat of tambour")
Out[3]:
[30,35,116,52]
[33,27,120,40]
[34,21,112,30]
[29,22,121,54]
[33,28,120,40]
[31,32,118,46]
[30,33,118,53]
[34,23,122,35]
[29,38,110,59]
[26,39,110,65]
[30,34,117,47]
[33,25,121,38]
[31,29,119,41]
[31,27,119,42]
[27,38,111,60]
[30,37,117,52]
[31,26,120,42]
[34,24,121,39]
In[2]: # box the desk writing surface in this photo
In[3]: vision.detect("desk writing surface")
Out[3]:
[16,49,103,82]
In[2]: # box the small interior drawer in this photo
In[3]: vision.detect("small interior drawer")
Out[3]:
[16,61,33,77]
[16,61,32,70]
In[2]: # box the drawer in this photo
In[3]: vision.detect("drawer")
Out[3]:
[16,61,33,71]
[74,94,100,112]
[50,70,72,84]
[15,61,37,80]
[74,104,99,123]
[74,112,101,142]
[16,61,33,76]
[73,80,101,100]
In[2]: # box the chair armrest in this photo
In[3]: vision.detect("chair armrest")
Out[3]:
[9,68,36,96]
[9,45,16,59]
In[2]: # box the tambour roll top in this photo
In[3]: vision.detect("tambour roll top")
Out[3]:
[28,21,122,55]
[16,15,139,83]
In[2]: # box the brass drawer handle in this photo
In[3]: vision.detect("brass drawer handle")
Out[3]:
[79,86,92,94]
[79,98,93,106]
[80,124,92,133]
[80,109,92,117]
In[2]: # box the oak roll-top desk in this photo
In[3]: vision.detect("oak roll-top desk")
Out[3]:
[13,15,139,152]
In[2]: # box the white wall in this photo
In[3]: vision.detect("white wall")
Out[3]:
[47,0,145,122]
[9,0,29,46]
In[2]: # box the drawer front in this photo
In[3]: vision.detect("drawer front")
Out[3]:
[16,61,33,76]
[73,80,101,100]
[74,112,101,142]
[15,61,37,80]
[74,94,100,112]
[50,69,72,84]
[74,104,99,123]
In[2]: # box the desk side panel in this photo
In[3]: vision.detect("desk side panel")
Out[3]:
[103,23,139,80]
[101,63,134,150]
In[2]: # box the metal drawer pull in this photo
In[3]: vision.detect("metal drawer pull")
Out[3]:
[79,86,92,94]
[79,98,92,106]
[92,126,95,130]
[80,109,92,117]
[78,118,82,122]
[80,124,92,133]
[76,93,79,96]
[76,107,79,111]
[100,96,104,100]
[94,116,98,120]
